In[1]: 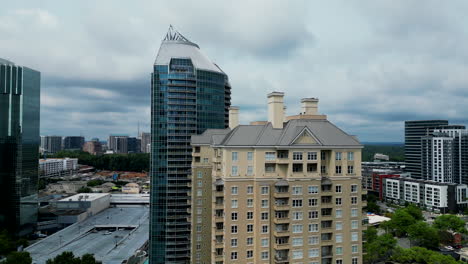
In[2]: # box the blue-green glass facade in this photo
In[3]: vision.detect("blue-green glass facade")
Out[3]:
[0,59,40,236]
[150,45,231,263]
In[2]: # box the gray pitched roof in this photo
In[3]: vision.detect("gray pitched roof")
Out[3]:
[193,119,361,148]
[154,26,224,74]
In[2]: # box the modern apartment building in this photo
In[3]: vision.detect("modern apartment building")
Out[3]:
[0,58,40,236]
[191,93,365,264]
[39,158,78,178]
[63,136,85,150]
[40,135,62,154]
[108,135,128,154]
[404,120,448,179]
[150,26,231,264]
[140,132,151,153]
[383,177,468,213]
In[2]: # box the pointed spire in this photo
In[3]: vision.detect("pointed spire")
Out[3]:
[163,25,191,42]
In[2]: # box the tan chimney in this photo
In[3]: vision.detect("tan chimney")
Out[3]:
[267,92,285,129]
[301,98,319,115]
[229,106,240,129]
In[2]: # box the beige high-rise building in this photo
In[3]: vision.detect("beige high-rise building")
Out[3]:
[190,92,366,264]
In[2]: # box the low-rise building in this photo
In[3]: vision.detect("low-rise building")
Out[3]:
[383,177,468,213]
[122,183,140,194]
[47,181,87,194]
[39,158,78,178]
[55,193,110,224]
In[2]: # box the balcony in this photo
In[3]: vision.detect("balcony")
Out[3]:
[274,184,290,198]
[274,242,290,250]
[274,250,289,264]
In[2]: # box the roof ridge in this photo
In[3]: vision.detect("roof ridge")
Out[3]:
[254,123,270,145]
[277,120,291,145]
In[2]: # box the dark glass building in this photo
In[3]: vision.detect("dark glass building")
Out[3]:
[0,58,40,236]
[127,137,141,153]
[63,136,85,150]
[150,26,231,263]
[405,120,448,179]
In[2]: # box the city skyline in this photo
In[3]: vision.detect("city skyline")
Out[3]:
[2,1,468,142]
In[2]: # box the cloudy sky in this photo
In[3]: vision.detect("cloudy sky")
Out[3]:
[2,0,468,142]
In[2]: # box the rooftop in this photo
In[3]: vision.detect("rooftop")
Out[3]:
[26,206,149,264]
[0,58,14,65]
[58,193,109,202]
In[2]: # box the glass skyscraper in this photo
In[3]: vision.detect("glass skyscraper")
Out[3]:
[150,26,231,263]
[0,58,40,236]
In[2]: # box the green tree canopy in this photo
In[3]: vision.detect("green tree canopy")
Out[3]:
[383,208,418,236]
[391,247,460,264]
[405,204,424,221]
[364,233,397,264]
[433,214,467,233]
[46,251,101,264]
[407,221,440,249]
[4,251,32,264]
[77,186,92,193]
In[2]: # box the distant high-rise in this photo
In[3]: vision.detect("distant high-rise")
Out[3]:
[108,135,128,154]
[0,58,40,236]
[63,136,85,150]
[127,137,141,153]
[405,120,448,179]
[149,26,231,264]
[40,135,62,154]
[139,132,151,153]
[83,140,102,155]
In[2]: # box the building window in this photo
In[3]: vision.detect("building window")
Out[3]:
[232,152,238,161]
[293,152,303,160]
[352,232,358,241]
[335,198,342,205]
[231,166,238,176]
[262,225,268,233]
[335,185,342,193]
[352,257,358,264]
[309,211,318,219]
[307,163,318,172]
[292,199,303,207]
[336,247,343,255]
[247,199,253,207]
[261,251,269,260]
[321,151,327,160]
[197,171,203,178]
[308,236,319,245]
[261,212,269,220]
[309,198,318,207]
[261,238,268,247]
[293,212,303,220]
[351,208,358,217]
[247,237,253,245]
[261,199,269,208]
[197,180,203,187]
[247,152,253,160]
[292,224,303,233]
[352,245,358,253]
[292,250,303,259]
[247,185,253,194]
[309,248,319,258]
[351,184,358,193]
[309,223,319,232]
[351,197,358,204]
[247,224,253,232]
[321,165,327,173]
[197,208,202,214]
[247,250,253,258]
[308,185,319,194]
[231,212,238,221]
[231,252,237,260]
[240,164,250,176]
[265,152,276,161]
[231,225,238,234]
[293,164,303,172]
[261,186,269,194]
[203,158,209,163]
[335,152,342,160]
[348,165,354,174]
[247,211,253,219]
[308,152,317,160]
[292,186,302,195]
[336,233,343,243]
[231,238,238,247]
[336,222,342,230]
[335,165,342,174]
[231,199,238,208]
[231,186,238,195]
[351,220,358,229]
[292,237,303,246]
[348,152,354,161]
[336,209,342,218]
[197,190,202,197]
[265,163,275,173]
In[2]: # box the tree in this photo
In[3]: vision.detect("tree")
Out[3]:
[77,186,92,193]
[87,179,104,187]
[365,201,381,214]
[405,204,424,221]
[4,251,32,264]
[407,222,439,249]
[433,214,467,233]
[364,233,397,264]
[46,251,101,264]
[0,230,13,255]
[391,247,460,264]
[384,209,417,236]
